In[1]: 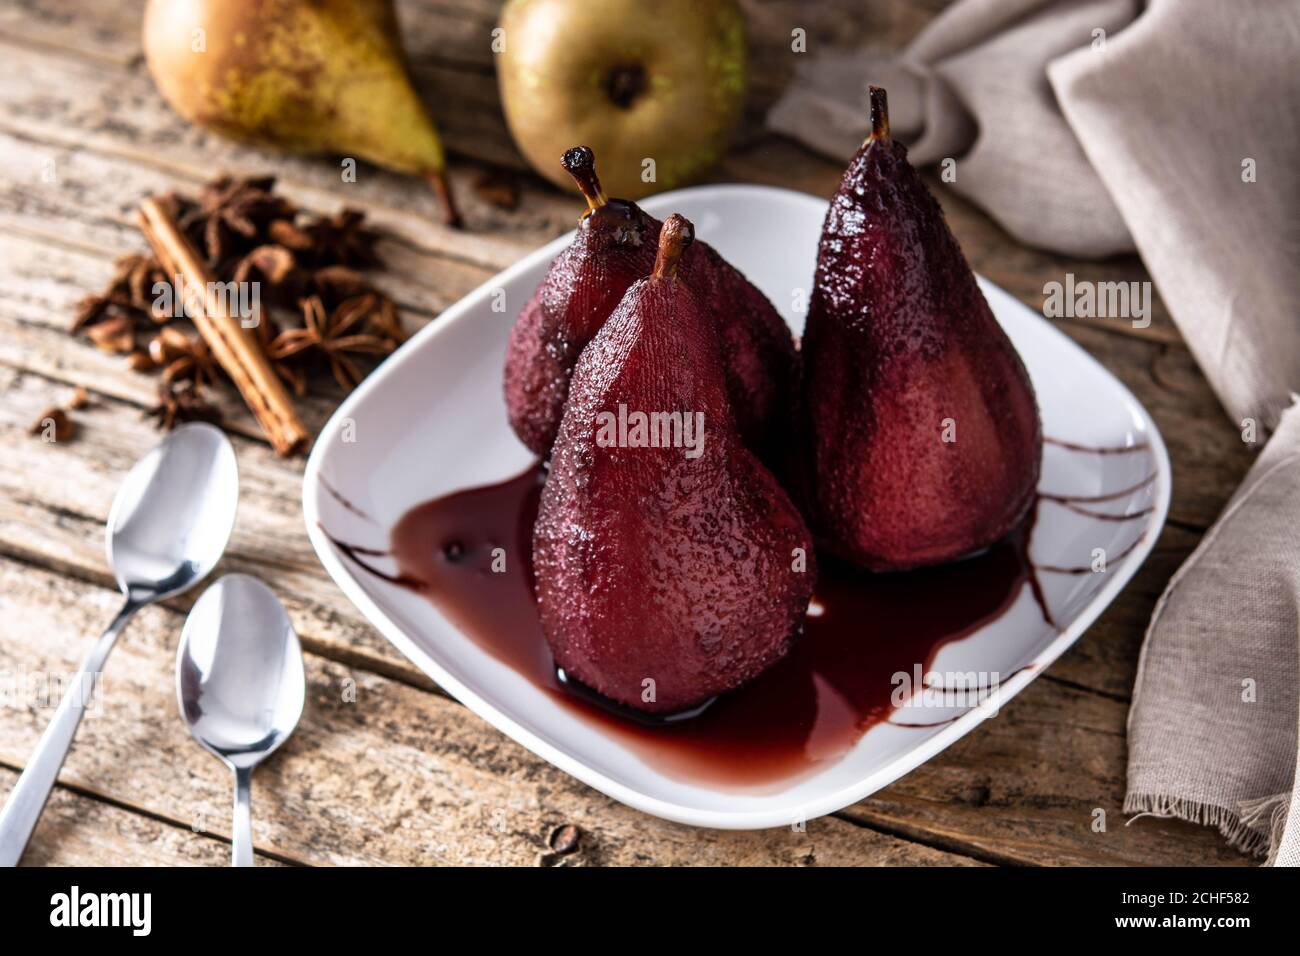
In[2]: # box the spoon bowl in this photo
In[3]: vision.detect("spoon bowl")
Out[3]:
[108,422,239,603]
[177,574,305,864]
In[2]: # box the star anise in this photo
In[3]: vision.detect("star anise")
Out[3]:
[308,266,405,342]
[147,379,221,432]
[125,255,173,322]
[183,175,296,270]
[298,208,380,268]
[71,253,172,333]
[72,173,407,431]
[148,326,220,388]
[251,314,308,398]
[267,294,396,391]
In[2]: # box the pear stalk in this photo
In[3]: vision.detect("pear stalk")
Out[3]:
[561,146,608,214]
[868,85,890,143]
[652,214,693,279]
[427,171,463,229]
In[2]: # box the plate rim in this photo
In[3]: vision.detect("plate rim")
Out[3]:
[301,183,1172,830]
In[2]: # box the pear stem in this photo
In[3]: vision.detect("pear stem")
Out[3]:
[427,171,464,229]
[562,146,608,214]
[653,214,694,280]
[868,85,890,143]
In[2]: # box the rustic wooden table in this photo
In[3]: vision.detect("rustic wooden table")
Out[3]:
[0,0,1256,866]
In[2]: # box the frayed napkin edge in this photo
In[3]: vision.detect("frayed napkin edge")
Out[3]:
[1123,791,1286,861]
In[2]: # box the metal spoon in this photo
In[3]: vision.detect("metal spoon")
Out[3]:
[0,423,238,866]
[176,574,304,867]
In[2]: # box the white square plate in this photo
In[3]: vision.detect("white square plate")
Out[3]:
[303,185,1169,829]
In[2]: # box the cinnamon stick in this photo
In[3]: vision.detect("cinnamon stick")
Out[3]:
[138,196,310,456]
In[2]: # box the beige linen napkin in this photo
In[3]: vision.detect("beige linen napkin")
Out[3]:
[1127,400,1300,862]
[767,0,1300,860]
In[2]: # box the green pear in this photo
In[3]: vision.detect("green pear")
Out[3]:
[496,0,747,200]
[143,0,460,225]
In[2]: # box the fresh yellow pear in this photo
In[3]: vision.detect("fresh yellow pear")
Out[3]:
[496,0,747,200]
[143,0,460,226]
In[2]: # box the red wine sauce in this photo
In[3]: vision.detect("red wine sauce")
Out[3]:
[384,464,1048,788]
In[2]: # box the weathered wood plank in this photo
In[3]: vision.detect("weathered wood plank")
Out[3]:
[0,555,975,866]
[843,675,1250,866]
[0,768,277,866]
[0,0,143,65]
[0,39,572,269]
[0,132,552,289]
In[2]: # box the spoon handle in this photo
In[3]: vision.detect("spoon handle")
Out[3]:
[231,765,254,867]
[0,598,139,866]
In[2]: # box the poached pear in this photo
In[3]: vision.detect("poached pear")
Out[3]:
[799,88,1042,571]
[142,0,460,226]
[504,146,796,458]
[534,215,815,715]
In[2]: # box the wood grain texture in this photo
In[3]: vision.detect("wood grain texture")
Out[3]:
[0,0,1260,866]
[0,768,281,866]
[840,677,1250,866]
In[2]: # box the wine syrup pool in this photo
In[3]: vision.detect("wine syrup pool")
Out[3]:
[324,440,1152,790]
